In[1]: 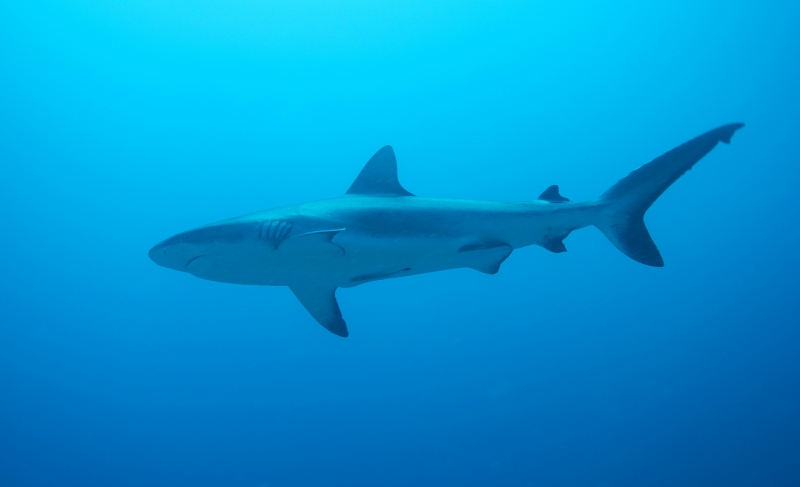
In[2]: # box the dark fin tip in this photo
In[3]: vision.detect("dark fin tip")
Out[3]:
[644,257,665,268]
[718,122,745,144]
[329,319,349,337]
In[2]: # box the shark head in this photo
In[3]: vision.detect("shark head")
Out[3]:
[148,221,262,277]
[148,215,344,286]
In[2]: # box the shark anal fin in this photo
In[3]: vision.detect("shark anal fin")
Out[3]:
[459,244,513,275]
[278,229,346,258]
[346,146,414,197]
[289,285,349,337]
[537,185,569,203]
[542,236,567,253]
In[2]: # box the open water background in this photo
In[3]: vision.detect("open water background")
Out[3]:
[1,1,799,485]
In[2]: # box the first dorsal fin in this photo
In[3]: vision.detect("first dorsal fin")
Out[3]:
[346,146,414,197]
[538,185,569,203]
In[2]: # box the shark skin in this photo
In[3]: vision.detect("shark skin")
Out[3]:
[150,123,744,337]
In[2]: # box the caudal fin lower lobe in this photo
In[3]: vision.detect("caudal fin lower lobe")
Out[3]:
[595,123,744,267]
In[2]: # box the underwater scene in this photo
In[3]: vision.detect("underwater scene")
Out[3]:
[1,1,799,486]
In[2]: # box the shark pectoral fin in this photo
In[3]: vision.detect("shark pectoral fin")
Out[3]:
[289,285,349,337]
[459,244,513,275]
[278,229,346,258]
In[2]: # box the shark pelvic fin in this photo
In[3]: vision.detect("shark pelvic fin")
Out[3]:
[278,229,345,258]
[537,185,569,203]
[459,244,513,274]
[289,285,348,337]
[346,145,414,197]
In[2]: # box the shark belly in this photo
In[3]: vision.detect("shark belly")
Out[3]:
[182,231,464,287]
[333,230,509,287]
[185,241,293,285]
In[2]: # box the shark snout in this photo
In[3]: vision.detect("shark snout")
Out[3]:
[149,240,185,271]
[149,221,258,271]
[148,230,200,271]
[149,240,207,272]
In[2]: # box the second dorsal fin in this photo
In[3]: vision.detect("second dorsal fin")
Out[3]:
[346,146,414,197]
[537,185,569,203]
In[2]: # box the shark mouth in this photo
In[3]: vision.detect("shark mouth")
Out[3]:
[185,255,205,268]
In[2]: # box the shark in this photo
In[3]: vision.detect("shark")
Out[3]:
[149,123,744,337]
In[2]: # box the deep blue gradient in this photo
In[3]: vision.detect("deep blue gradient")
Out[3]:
[2,1,799,486]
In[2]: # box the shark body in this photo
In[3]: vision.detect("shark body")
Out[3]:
[150,124,744,337]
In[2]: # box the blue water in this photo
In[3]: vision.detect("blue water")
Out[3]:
[2,1,799,486]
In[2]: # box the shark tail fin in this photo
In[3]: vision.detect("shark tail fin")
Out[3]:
[594,123,744,267]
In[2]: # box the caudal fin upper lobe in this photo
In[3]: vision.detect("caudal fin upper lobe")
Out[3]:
[595,123,744,266]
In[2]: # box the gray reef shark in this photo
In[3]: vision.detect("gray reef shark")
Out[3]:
[150,123,744,337]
